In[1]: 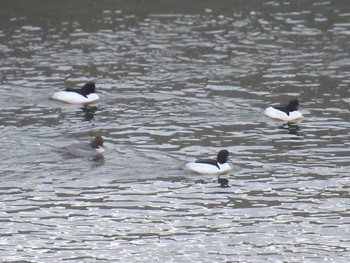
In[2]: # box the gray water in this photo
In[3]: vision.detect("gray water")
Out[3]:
[0,0,350,262]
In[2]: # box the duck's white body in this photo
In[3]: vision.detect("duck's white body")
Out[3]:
[185,162,231,175]
[52,91,99,104]
[264,107,302,121]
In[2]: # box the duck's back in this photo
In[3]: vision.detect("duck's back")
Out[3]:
[185,161,230,174]
[52,91,99,104]
[264,107,302,121]
[62,143,104,157]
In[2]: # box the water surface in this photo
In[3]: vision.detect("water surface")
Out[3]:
[0,0,350,262]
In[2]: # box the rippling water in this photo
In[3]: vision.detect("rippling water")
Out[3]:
[1,0,350,262]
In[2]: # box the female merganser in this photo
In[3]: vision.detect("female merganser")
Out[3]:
[62,135,104,158]
[52,82,99,104]
[264,99,302,121]
[185,150,231,175]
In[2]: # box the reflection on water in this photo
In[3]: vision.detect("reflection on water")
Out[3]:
[279,122,301,136]
[81,105,97,121]
[0,0,350,262]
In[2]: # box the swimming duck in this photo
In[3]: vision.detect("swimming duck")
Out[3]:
[185,150,231,175]
[52,82,99,104]
[264,99,302,121]
[62,135,104,158]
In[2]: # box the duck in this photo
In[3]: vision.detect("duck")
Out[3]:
[61,135,104,158]
[264,99,303,121]
[185,149,231,175]
[52,81,99,104]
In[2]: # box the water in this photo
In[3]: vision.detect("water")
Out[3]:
[0,0,350,262]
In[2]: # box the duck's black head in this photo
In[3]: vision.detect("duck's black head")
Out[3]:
[217,150,229,164]
[286,99,299,111]
[80,82,96,95]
